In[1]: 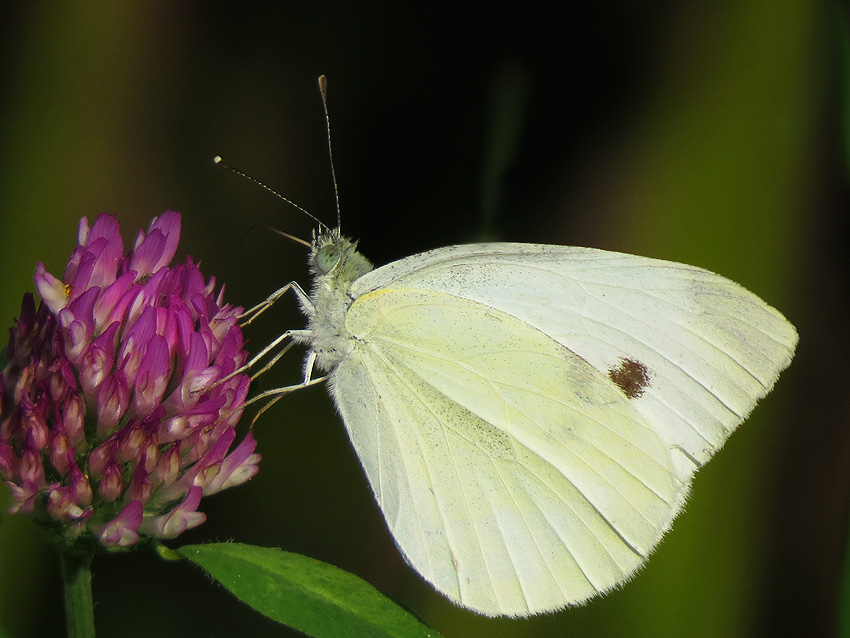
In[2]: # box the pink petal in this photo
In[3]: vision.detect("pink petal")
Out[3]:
[205,432,260,495]
[129,230,166,277]
[140,485,205,539]
[34,263,68,314]
[93,271,136,332]
[98,500,143,547]
[77,216,91,246]
[144,211,181,269]
[133,335,171,416]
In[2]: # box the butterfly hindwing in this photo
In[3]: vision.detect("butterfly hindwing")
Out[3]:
[330,286,685,616]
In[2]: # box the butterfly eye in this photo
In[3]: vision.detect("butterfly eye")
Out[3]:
[315,244,341,273]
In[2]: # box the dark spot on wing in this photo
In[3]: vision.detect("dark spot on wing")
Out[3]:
[608,358,651,399]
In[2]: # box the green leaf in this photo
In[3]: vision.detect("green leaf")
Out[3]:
[178,543,444,638]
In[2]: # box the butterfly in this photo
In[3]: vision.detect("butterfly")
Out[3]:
[247,224,797,617]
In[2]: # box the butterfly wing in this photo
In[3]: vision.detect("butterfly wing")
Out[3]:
[330,287,686,616]
[349,244,798,481]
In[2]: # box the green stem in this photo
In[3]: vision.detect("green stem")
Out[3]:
[60,547,96,638]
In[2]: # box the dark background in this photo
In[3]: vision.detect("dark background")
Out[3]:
[0,2,845,637]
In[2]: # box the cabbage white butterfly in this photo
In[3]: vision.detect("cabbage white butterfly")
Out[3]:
[243,224,797,617]
[218,80,797,617]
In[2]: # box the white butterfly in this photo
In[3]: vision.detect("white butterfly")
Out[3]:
[247,225,797,617]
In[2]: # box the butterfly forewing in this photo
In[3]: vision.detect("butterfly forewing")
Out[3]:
[349,244,797,478]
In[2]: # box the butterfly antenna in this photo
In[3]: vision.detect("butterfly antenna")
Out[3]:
[318,75,342,231]
[213,156,330,233]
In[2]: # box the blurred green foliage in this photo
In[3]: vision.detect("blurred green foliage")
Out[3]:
[0,2,842,637]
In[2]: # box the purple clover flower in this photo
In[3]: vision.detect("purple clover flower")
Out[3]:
[0,212,258,548]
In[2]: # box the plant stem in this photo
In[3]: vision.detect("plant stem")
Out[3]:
[60,547,96,638]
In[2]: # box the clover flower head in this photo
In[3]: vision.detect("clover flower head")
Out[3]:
[1,212,258,548]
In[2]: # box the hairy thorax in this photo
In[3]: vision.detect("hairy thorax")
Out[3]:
[303,232,374,372]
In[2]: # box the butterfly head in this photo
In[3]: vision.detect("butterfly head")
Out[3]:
[309,227,373,286]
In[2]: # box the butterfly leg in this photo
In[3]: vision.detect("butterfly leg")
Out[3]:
[246,374,328,425]
[239,281,313,326]
[302,350,318,383]
[199,326,312,397]
[219,280,316,384]
[247,329,312,379]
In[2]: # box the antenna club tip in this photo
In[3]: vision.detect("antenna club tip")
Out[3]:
[213,155,223,164]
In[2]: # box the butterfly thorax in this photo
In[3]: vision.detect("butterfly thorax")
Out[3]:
[304,229,373,372]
